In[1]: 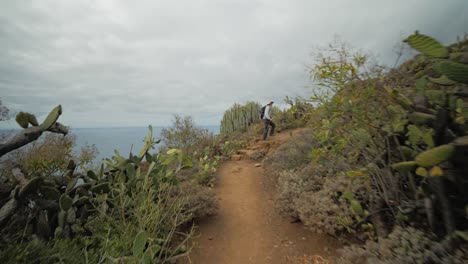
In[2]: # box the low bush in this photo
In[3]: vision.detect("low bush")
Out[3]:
[174,182,218,221]
[263,128,317,181]
[338,226,467,264]
[0,126,195,263]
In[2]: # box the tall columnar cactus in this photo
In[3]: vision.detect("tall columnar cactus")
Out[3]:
[220,101,261,134]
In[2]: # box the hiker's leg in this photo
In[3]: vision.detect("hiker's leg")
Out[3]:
[270,120,276,136]
[263,119,269,140]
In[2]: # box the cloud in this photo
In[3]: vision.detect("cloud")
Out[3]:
[1,0,467,127]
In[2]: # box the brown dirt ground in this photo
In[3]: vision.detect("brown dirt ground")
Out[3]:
[182,130,339,264]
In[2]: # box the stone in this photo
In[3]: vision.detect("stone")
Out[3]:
[231,155,242,161]
[254,163,262,167]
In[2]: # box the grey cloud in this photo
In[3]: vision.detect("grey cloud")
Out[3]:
[1,0,467,128]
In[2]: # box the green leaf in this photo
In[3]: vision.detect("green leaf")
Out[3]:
[167,149,179,155]
[133,231,149,257]
[181,156,193,169]
[350,200,364,216]
[145,153,153,162]
[343,191,354,201]
[91,182,110,194]
[126,163,136,179]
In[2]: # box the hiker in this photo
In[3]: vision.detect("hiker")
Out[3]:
[262,101,276,140]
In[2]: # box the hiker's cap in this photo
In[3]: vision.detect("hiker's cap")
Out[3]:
[268,101,274,104]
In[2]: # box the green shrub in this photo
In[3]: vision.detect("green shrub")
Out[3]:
[0,127,194,263]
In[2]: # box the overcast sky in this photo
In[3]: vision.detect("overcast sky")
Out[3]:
[1,0,467,128]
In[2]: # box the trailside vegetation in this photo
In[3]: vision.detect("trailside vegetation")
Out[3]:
[260,33,467,263]
[0,107,217,263]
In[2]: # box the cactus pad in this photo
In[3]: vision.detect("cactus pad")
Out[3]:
[408,112,436,125]
[40,186,61,200]
[39,105,62,131]
[59,194,73,211]
[425,90,446,106]
[91,182,110,194]
[404,33,448,58]
[26,113,39,126]
[433,60,468,84]
[429,76,457,86]
[15,112,29,128]
[391,161,417,172]
[415,144,455,167]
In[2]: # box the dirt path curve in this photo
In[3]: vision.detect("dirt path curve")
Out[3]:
[184,130,338,264]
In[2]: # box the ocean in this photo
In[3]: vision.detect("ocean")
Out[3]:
[1,126,220,165]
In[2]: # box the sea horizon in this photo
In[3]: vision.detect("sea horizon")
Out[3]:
[1,125,220,165]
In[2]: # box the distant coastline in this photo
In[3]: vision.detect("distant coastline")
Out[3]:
[0,125,220,165]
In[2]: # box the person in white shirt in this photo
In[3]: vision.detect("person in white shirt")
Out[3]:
[262,101,276,140]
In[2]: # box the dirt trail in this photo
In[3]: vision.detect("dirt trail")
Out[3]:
[184,130,338,264]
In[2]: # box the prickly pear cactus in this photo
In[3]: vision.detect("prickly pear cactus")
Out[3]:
[433,60,468,84]
[39,105,62,131]
[415,144,455,167]
[59,193,73,211]
[391,161,417,172]
[26,113,39,126]
[15,112,29,128]
[404,33,449,58]
[408,112,436,125]
[428,75,457,86]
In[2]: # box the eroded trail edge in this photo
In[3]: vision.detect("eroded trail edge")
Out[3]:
[185,130,337,264]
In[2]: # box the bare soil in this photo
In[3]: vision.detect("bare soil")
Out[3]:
[183,130,339,264]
